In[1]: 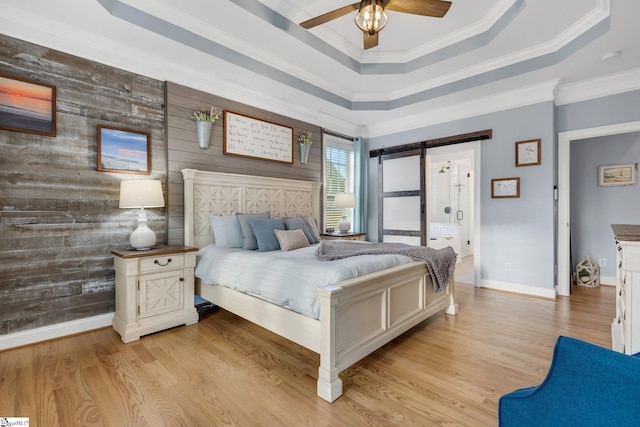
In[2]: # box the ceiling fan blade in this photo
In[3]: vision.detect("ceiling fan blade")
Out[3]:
[363,32,379,50]
[384,0,452,18]
[300,3,361,29]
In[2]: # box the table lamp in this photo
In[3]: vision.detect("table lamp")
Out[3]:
[334,192,356,233]
[119,180,165,250]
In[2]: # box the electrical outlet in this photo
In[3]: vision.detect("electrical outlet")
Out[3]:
[504,262,511,272]
[598,258,607,267]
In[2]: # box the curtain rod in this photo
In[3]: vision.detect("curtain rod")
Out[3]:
[322,128,355,141]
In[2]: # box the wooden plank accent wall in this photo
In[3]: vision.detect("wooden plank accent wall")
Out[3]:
[0,35,166,335]
[166,82,322,245]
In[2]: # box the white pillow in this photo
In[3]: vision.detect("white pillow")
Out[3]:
[209,215,243,248]
[274,229,310,252]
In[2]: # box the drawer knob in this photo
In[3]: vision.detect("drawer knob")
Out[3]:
[154,258,172,267]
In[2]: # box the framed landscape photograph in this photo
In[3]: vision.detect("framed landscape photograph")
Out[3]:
[0,73,56,136]
[515,139,541,166]
[598,163,638,187]
[491,177,520,198]
[97,125,151,174]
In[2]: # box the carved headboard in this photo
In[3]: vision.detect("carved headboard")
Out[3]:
[182,169,321,249]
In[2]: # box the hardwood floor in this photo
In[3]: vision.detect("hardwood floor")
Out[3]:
[0,283,614,426]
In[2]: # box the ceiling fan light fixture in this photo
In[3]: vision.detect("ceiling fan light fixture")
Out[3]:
[355,0,388,34]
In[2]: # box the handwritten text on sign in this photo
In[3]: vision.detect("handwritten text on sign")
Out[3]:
[223,111,293,164]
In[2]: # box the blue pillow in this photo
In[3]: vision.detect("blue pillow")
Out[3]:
[209,215,243,248]
[249,218,285,251]
[236,212,270,250]
[284,217,314,244]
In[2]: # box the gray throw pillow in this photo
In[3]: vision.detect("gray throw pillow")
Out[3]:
[300,216,321,243]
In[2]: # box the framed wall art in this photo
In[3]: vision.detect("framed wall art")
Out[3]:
[97,125,151,174]
[492,177,520,198]
[0,73,56,136]
[515,139,541,167]
[223,110,293,164]
[598,163,638,187]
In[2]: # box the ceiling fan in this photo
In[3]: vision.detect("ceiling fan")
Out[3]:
[300,0,452,50]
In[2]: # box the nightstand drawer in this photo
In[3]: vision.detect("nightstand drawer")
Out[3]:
[139,254,185,273]
[320,232,366,241]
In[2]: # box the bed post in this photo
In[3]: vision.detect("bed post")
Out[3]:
[445,272,459,315]
[181,169,197,247]
[317,285,343,402]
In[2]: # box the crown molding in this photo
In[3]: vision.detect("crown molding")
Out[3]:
[95,0,612,110]
[366,79,560,138]
[362,0,522,64]
[555,68,640,105]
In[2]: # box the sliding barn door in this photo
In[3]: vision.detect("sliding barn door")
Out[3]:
[377,149,425,245]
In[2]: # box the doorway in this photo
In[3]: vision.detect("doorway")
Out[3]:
[557,120,640,296]
[427,143,480,286]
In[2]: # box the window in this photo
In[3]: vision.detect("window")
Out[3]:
[324,135,355,231]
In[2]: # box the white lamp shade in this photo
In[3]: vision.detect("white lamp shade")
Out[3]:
[119,180,165,209]
[334,193,356,209]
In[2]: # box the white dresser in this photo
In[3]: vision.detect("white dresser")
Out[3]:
[611,224,640,355]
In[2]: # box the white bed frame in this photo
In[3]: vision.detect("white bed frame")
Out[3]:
[182,168,458,402]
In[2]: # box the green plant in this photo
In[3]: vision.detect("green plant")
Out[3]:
[298,130,313,144]
[192,106,220,124]
[578,269,590,277]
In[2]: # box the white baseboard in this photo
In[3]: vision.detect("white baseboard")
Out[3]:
[0,313,114,351]
[599,275,616,286]
[480,279,557,299]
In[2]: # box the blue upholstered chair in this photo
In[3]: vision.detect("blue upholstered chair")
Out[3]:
[499,336,640,426]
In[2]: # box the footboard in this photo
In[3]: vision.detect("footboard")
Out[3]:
[316,261,457,402]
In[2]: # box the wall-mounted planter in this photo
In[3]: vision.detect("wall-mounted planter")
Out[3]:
[195,120,213,149]
[300,143,310,164]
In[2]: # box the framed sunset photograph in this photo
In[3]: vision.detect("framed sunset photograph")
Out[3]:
[97,125,151,174]
[0,73,56,136]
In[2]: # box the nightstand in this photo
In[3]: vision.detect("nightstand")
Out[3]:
[320,232,366,241]
[111,245,199,343]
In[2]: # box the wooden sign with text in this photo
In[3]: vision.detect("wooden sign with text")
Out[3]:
[223,110,293,164]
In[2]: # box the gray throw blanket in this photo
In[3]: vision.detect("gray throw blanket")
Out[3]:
[316,240,456,292]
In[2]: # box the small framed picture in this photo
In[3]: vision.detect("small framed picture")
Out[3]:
[598,163,638,187]
[492,177,520,198]
[515,139,541,167]
[0,73,56,136]
[97,125,151,174]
